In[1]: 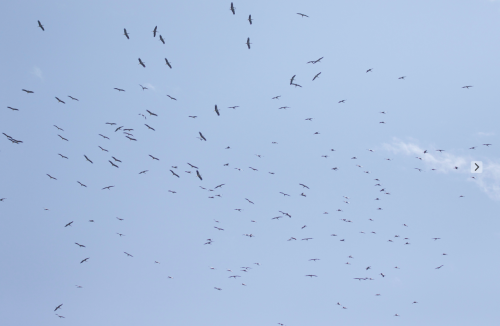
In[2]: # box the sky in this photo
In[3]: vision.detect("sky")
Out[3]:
[1,0,500,325]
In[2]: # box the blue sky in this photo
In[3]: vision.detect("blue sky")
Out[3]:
[1,0,500,325]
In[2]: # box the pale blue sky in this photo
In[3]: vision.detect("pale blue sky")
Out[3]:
[1,0,500,325]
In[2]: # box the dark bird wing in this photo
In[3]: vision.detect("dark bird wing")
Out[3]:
[165,58,172,68]
[215,105,220,116]
[38,20,44,31]
[196,170,202,180]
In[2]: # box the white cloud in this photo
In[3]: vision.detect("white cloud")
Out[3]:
[32,66,43,80]
[383,138,500,200]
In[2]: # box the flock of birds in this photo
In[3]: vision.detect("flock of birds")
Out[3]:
[1,5,492,324]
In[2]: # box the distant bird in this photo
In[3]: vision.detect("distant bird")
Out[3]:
[99,134,110,139]
[98,146,108,152]
[102,186,114,190]
[38,20,45,31]
[246,37,251,49]
[159,35,165,44]
[299,184,309,189]
[230,2,235,14]
[47,174,57,180]
[58,134,68,141]
[139,170,148,174]
[297,13,309,17]
[436,149,445,152]
[149,155,159,160]
[55,97,65,104]
[123,28,130,39]
[65,221,73,227]
[312,72,321,81]
[338,100,345,103]
[435,265,444,269]
[248,15,252,24]
[139,84,148,91]
[145,110,157,116]
[483,144,492,147]
[77,181,87,187]
[398,76,406,79]
[228,106,239,109]
[290,75,296,85]
[145,124,155,131]
[80,258,89,264]
[75,242,85,247]
[272,96,281,100]
[366,68,373,73]
[305,275,317,278]
[22,89,34,94]
[170,170,180,178]
[112,156,121,162]
[462,85,473,89]
[114,88,125,92]
[124,252,133,257]
[165,58,172,68]
[187,163,198,169]
[167,95,177,100]
[109,160,119,168]
[189,116,197,118]
[54,304,62,311]
[84,155,93,164]
[152,26,158,37]
[7,106,18,111]
[215,105,220,116]
[138,58,146,67]
[199,132,207,141]
[196,170,202,180]
[68,96,79,101]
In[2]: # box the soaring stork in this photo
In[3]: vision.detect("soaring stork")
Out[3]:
[38,20,45,31]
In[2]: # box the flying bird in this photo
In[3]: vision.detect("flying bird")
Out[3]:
[152,26,158,37]
[58,154,68,159]
[38,20,45,31]
[7,106,18,111]
[114,88,125,92]
[65,221,73,227]
[99,134,110,139]
[138,58,146,67]
[215,105,220,116]
[109,160,119,168]
[366,68,373,73]
[58,135,68,141]
[112,156,121,162]
[123,28,130,39]
[246,37,251,49]
[146,110,157,116]
[54,304,62,311]
[124,252,133,257]
[170,170,180,178]
[77,181,87,187]
[145,124,155,131]
[102,186,114,190]
[22,89,34,94]
[47,174,57,180]
[290,75,296,85]
[199,132,206,141]
[84,155,93,164]
[230,2,235,14]
[297,13,309,17]
[248,15,252,24]
[68,96,79,101]
[312,72,321,81]
[196,170,202,180]
[149,155,159,160]
[167,95,177,100]
[462,85,473,89]
[165,58,172,68]
[80,258,89,264]
[55,97,65,104]
[159,35,165,44]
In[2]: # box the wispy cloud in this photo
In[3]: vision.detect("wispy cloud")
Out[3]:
[32,66,43,80]
[477,131,495,137]
[383,138,500,200]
